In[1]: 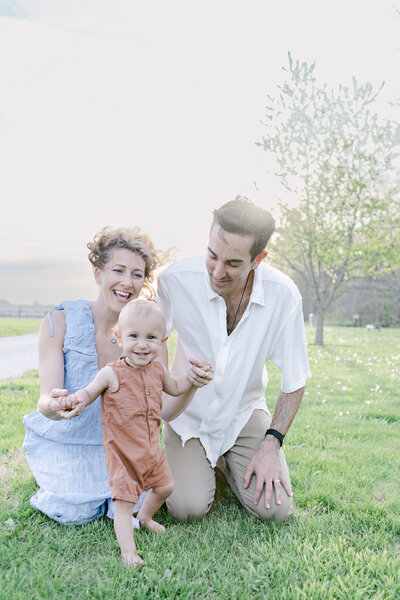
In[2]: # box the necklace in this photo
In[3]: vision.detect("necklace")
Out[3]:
[226,272,251,336]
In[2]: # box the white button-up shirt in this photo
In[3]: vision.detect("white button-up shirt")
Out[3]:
[157,256,311,467]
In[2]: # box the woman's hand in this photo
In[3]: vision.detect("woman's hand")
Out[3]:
[58,392,87,420]
[44,388,68,420]
[46,388,85,420]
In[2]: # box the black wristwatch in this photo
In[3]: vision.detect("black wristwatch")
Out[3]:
[265,428,285,446]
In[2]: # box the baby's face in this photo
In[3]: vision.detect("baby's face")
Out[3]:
[119,309,165,368]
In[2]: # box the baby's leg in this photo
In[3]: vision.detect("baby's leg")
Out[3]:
[113,499,144,567]
[137,481,174,532]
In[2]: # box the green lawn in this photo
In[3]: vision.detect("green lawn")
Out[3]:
[1,327,399,599]
[0,317,42,337]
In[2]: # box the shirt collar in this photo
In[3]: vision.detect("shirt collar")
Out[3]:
[204,260,219,300]
[203,257,266,306]
[250,265,266,306]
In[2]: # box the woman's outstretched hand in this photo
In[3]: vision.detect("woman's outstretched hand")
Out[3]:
[48,388,85,419]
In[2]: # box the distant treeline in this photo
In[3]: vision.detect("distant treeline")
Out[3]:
[0,304,53,318]
[297,273,400,329]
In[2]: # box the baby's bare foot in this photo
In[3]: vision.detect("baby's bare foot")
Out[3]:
[140,518,165,533]
[121,552,144,567]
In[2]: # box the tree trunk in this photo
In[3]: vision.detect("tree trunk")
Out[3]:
[314,308,324,346]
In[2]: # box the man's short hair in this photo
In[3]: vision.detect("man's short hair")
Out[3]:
[213,195,275,260]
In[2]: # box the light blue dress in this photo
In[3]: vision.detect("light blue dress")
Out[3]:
[22,300,143,525]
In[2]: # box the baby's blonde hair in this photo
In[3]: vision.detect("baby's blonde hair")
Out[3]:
[113,298,166,338]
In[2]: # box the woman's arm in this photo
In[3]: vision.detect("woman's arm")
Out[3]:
[37,311,69,420]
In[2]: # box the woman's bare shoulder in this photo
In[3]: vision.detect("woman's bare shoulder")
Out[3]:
[39,309,66,344]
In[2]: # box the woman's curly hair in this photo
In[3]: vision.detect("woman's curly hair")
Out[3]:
[87,226,171,298]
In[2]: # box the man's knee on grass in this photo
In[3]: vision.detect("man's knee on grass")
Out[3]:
[243,488,293,522]
[166,493,214,521]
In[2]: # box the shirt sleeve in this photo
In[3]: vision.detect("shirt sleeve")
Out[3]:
[269,299,311,393]
[156,273,175,336]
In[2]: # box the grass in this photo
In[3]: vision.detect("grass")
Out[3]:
[0,318,41,337]
[1,326,400,599]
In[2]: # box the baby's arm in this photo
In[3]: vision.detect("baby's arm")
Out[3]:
[59,366,118,419]
[160,359,213,422]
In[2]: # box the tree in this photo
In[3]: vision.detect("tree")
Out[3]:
[258,54,400,345]
[322,273,400,327]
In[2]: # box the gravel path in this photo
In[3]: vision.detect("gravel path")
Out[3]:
[0,334,39,380]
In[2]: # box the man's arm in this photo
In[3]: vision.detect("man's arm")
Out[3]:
[243,386,305,509]
[161,359,213,422]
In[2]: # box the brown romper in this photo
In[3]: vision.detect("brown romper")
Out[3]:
[101,358,173,503]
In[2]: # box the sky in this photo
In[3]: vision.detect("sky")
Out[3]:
[0,0,399,305]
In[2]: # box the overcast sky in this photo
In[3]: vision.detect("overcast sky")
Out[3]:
[1,0,399,305]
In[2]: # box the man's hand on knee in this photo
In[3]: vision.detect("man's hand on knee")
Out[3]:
[243,437,293,509]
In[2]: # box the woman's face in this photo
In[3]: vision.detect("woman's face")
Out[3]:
[94,248,146,313]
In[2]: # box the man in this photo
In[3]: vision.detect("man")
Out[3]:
[157,196,311,521]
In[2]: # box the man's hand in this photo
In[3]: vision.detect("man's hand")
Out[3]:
[187,358,214,388]
[243,437,293,509]
[244,386,304,508]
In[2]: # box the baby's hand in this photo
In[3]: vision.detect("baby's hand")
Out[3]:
[58,392,86,420]
[187,358,214,388]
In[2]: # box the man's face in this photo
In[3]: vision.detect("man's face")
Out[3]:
[206,224,259,299]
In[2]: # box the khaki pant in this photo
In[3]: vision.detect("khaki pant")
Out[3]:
[162,409,292,522]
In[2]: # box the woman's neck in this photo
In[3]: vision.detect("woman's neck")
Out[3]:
[90,298,122,368]
[90,298,119,335]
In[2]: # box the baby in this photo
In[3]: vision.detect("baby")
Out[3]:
[61,298,212,567]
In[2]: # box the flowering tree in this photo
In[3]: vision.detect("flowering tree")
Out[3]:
[259,54,400,345]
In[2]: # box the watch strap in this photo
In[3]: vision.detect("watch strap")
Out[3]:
[265,428,285,446]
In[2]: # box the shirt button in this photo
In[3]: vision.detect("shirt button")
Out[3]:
[142,370,146,374]
[150,431,153,436]
[149,411,153,416]
[147,390,151,396]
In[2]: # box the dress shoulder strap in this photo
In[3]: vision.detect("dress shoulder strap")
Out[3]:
[46,300,90,337]
[46,302,66,338]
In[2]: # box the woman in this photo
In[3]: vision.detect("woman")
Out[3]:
[23,226,167,525]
